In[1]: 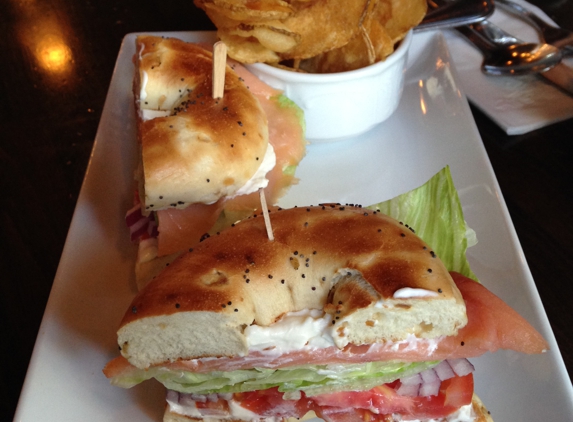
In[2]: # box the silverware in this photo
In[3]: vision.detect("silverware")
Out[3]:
[458,20,573,96]
[496,0,573,56]
[455,21,562,75]
[416,0,494,31]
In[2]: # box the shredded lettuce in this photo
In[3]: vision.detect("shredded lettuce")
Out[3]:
[283,164,298,177]
[113,360,439,397]
[367,166,477,281]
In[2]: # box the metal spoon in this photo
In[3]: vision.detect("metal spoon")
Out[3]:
[456,20,563,76]
[495,0,573,56]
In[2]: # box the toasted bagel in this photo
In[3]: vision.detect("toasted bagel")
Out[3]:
[134,35,269,212]
[117,205,466,369]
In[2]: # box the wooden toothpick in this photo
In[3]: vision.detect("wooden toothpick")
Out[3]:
[259,188,274,241]
[212,41,227,99]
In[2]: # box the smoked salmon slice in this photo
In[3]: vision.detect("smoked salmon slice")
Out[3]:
[156,199,226,256]
[433,272,548,357]
[104,273,547,380]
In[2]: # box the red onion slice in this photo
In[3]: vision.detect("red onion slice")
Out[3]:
[419,379,441,397]
[395,359,474,398]
[129,217,150,240]
[448,358,475,377]
[396,382,420,397]
[400,372,423,386]
[166,389,180,404]
[420,368,439,384]
[207,393,219,402]
[147,218,158,237]
[180,393,200,406]
[126,203,157,241]
[125,203,143,226]
[190,394,207,403]
[433,360,456,380]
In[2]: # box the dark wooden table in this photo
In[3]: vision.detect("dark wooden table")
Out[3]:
[1,1,571,420]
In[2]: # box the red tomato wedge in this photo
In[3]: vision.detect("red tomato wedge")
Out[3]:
[104,272,547,380]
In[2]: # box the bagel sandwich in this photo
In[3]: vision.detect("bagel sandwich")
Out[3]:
[128,35,307,288]
[105,200,547,422]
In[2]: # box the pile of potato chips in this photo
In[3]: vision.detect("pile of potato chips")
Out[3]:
[194,0,427,73]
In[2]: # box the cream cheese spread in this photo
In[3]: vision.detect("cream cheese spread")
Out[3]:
[140,108,170,120]
[245,309,335,354]
[167,400,201,418]
[393,288,439,299]
[244,309,441,356]
[140,69,148,101]
[401,402,476,422]
[227,401,265,420]
[229,143,276,198]
[167,391,282,421]
[384,334,441,354]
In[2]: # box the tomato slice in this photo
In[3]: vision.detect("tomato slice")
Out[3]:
[235,390,274,415]
[236,388,313,418]
[233,374,474,421]
[444,373,474,407]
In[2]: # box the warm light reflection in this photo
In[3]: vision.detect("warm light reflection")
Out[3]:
[13,0,74,78]
[37,36,72,73]
[418,80,427,115]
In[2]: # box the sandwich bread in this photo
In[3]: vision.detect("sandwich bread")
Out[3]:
[118,205,467,369]
[135,35,270,211]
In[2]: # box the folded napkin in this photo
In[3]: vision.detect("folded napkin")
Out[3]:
[441,0,573,135]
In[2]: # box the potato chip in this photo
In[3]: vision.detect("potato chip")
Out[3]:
[228,22,300,52]
[219,32,282,63]
[280,0,375,60]
[383,0,427,43]
[298,0,397,73]
[195,0,372,63]
[195,0,427,72]
[196,0,294,22]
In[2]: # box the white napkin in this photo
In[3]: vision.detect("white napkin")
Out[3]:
[440,0,573,135]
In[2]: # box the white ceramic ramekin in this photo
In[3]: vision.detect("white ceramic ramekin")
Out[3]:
[246,30,413,142]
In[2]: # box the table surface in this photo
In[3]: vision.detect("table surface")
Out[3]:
[1,0,572,420]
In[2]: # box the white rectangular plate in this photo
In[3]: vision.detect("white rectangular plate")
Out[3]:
[13,30,573,421]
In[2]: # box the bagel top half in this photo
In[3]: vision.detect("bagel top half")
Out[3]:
[118,205,467,369]
[134,35,269,212]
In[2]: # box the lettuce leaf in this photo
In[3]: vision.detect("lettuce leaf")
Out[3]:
[367,166,477,281]
[113,360,439,397]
